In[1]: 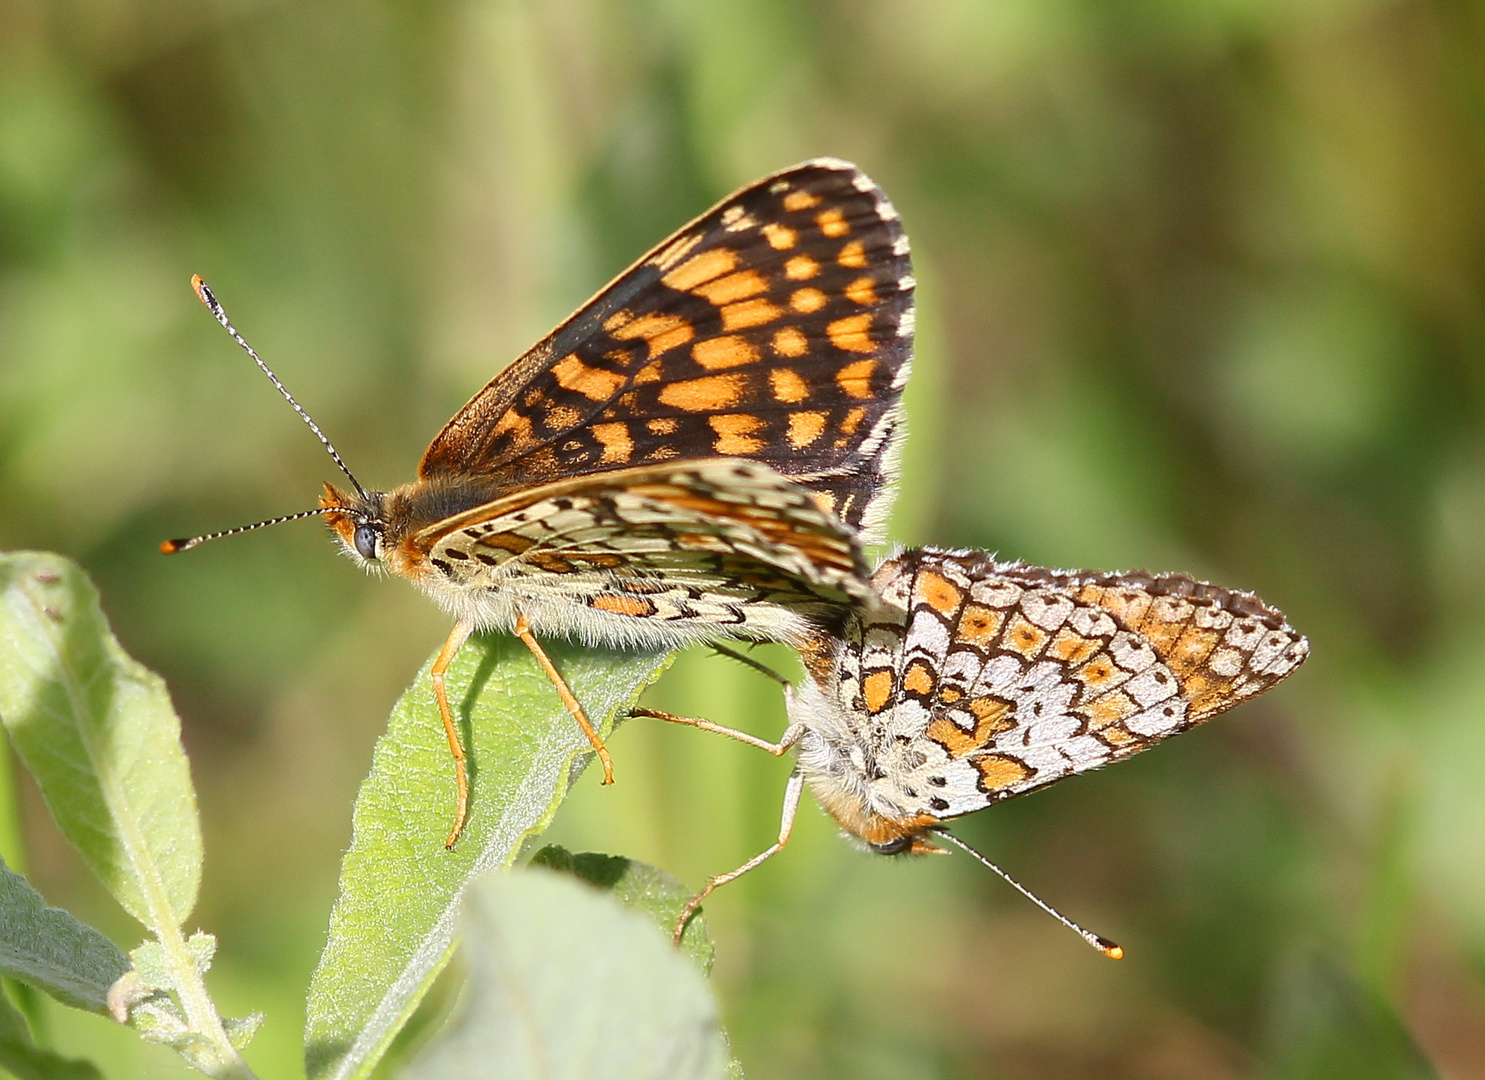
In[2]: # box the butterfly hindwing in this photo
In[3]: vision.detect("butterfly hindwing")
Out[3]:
[414,460,873,648]
[419,159,913,544]
[826,549,1308,821]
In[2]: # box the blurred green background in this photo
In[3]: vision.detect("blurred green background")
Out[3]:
[2,0,1483,1075]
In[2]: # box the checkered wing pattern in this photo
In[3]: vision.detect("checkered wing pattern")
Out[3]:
[414,460,873,648]
[817,548,1308,821]
[419,159,913,544]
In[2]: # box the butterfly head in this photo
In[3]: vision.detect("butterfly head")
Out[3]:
[319,474,498,578]
[320,483,389,564]
[786,670,942,854]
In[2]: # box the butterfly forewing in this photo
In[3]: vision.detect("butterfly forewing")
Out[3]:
[418,159,913,544]
[416,460,873,649]
[820,549,1308,821]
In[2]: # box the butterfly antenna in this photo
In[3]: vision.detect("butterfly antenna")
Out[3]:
[160,507,363,555]
[935,829,1123,959]
[190,275,367,499]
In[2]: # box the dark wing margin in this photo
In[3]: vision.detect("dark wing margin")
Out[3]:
[418,159,913,544]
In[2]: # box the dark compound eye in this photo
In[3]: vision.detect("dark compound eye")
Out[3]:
[869,837,913,856]
[353,523,378,560]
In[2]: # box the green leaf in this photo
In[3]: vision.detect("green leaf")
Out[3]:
[528,846,714,973]
[223,1012,264,1052]
[0,554,248,1078]
[0,552,202,930]
[304,634,671,1080]
[125,941,173,991]
[528,847,745,1078]
[398,867,727,1080]
[0,990,105,1080]
[0,855,128,1014]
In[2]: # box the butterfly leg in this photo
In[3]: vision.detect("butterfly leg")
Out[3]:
[673,770,803,945]
[432,616,475,849]
[512,612,615,785]
[632,708,805,756]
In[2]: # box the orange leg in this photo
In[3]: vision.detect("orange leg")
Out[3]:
[513,613,614,785]
[432,617,476,849]
[671,771,803,944]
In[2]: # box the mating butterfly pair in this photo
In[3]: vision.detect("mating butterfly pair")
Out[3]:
[171,160,1307,951]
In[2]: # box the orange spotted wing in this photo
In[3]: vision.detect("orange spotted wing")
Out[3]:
[419,158,913,544]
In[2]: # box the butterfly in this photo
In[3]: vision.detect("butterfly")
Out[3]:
[166,159,915,845]
[638,546,1309,951]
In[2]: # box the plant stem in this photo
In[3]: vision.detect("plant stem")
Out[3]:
[153,920,257,1080]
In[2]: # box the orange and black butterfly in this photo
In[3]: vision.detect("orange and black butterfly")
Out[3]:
[166,159,915,843]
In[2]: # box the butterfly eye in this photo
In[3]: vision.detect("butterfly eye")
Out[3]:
[869,837,913,856]
[353,523,379,560]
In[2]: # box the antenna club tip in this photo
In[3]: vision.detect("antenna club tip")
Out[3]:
[1096,939,1124,960]
[160,539,188,555]
[190,275,212,304]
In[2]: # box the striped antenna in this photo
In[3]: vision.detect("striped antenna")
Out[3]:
[161,506,363,555]
[935,829,1124,959]
[190,275,366,499]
